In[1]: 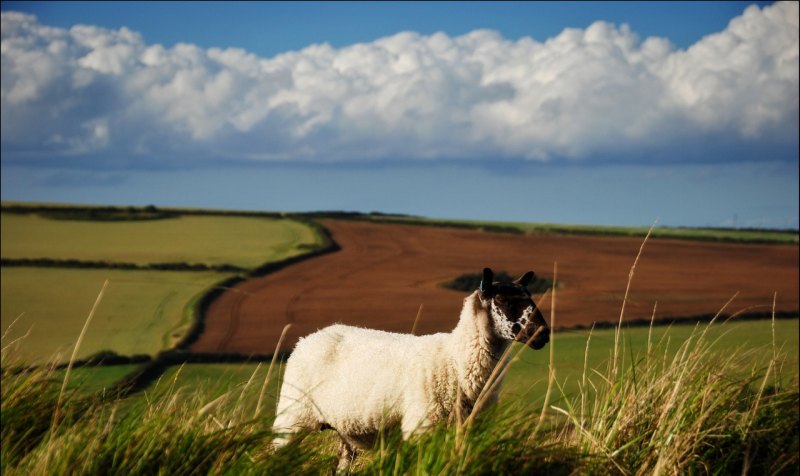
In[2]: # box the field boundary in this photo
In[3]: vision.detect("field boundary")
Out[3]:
[174,219,339,352]
[321,215,799,245]
[0,258,247,273]
[562,310,799,331]
[3,201,797,244]
[1,207,339,397]
[9,310,797,399]
[98,219,340,397]
[44,310,800,400]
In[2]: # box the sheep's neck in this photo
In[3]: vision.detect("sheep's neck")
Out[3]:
[451,293,509,406]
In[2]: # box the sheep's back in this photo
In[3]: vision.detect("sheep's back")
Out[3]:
[282,324,452,431]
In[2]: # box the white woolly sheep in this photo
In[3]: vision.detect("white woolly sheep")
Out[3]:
[271,267,550,470]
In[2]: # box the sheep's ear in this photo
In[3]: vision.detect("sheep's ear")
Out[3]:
[480,267,494,295]
[515,271,535,287]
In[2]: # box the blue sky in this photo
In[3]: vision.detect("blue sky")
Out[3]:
[3,1,772,54]
[1,1,798,228]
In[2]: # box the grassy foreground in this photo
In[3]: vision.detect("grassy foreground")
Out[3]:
[504,319,799,407]
[3,318,797,475]
[122,319,798,406]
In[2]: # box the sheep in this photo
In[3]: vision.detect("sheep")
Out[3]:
[271,267,550,470]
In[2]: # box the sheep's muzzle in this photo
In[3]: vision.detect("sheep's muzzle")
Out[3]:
[514,306,550,350]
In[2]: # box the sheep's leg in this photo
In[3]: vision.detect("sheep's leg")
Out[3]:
[271,417,295,449]
[336,438,357,473]
[401,414,432,441]
[272,406,310,449]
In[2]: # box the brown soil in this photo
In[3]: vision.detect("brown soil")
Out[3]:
[191,220,799,355]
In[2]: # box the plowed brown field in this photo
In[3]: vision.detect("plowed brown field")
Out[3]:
[191,220,799,355]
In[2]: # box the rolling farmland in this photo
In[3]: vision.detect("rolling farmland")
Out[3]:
[0,207,323,364]
[194,219,799,356]
[2,204,797,475]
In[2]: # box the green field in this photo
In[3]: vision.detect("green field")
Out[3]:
[155,362,273,396]
[503,318,799,406]
[1,213,320,268]
[150,362,284,417]
[365,215,800,244]
[1,210,325,364]
[60,364,143,394]
[1,268,227,364]
[121,319,799,414]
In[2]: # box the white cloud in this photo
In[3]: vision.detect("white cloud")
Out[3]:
[1,2,797,165]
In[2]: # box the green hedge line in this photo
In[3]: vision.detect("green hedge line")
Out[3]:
[0,258,246,273]
[563,311,798,332]
[1,204,178,221]
[1,203,285,221]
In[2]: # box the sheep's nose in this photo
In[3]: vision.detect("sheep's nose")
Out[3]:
[530,326,550,350]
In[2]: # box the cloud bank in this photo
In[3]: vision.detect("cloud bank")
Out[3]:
[1,2,797,166]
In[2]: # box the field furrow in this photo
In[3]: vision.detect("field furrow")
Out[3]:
[194,220,799,355]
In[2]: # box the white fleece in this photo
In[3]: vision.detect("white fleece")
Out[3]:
[272,290,508,448]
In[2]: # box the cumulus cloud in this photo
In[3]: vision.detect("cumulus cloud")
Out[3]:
[1,2,797,166]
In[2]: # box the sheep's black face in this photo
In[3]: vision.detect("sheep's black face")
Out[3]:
[480,268,550,350]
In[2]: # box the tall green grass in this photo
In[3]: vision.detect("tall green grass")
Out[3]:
[551,320,799,474]
[4,318,795,474]
[1,342,336,474]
